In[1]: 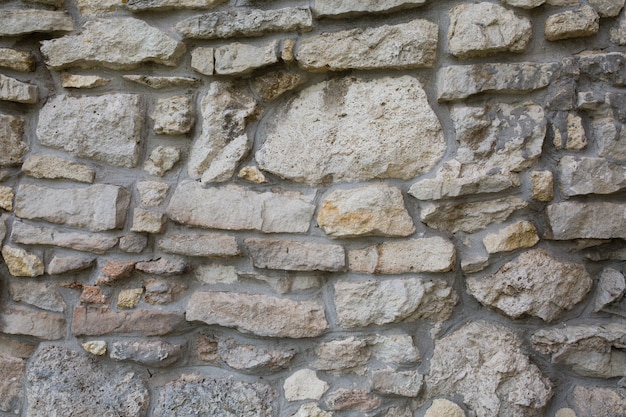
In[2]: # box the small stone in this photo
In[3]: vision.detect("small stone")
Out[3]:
[0,306,65,340]
[0,48,35,72]
[81,340,107,356]
[292,403,333,417]
[482,221,539,254]
[238,166,267,183]
[151,96,194,135]
[215,41,279,75]
[594,268,626,311]
[119,234,148,253]
[0,186,13,211]
[194,334,219,362]
[501,0,546,7]
[22,155,96,183]
[547,202,626,239]
[313,0,426,17]
[125,0,227,11]
[531,170,554,201]
[218,338,296,371]
[117,288,144,309]
[12,221,117,254]
[555,408,577,417]
[284,369,329,401]
[72,306,187,336]
[588,0,625,17]
[325,389,382,412]
[123,75,200,89]
[47,255,94,275]
[1,245,44,277]
[250,70,307,102]
[461,255,490,274]
[568,386,626,416]
[8,280,65,312]
[137,181,169,207]
[371,368,423,397]
[60,73,109,89]
[144,279,186,305]
[559,156,626,196]
[424,399,466,417]
[545,6,600,41]
[190,47,214,75]
[135,258,186,275]
[281,39,296,63]
[369,334,420,365]
[0,114,27,167]
[110,340,181,367]
[99,259,135,283]
[246,238,345,272]
[0,74,37,104]
[158,232,240,257]
[553,112,588,150]
[144,146,181,177]
[315,337,370,371]
[79,286,109,305]
[0,9,73,36]
[131,208,166,234]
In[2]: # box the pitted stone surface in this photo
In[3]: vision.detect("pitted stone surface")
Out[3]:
[545,6,600,41]
[1,245,44,277]
[22,155,95,183]
[0,114,27,167]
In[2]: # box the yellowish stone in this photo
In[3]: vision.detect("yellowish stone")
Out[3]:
[117,288,144,309]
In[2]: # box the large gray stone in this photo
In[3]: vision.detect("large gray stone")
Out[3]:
[257,76,445,184]
[245,238,345,272]
[559,156,626,196]
[126,0,227,11]
[36,94,143,168]
[11,221,117,254]
[547,202,626,239]
[0,74,37,103]
[0,114,27,167]
[296,19,438,71]
[0,306,65,340]
[41,18,185,69]
[0,10,73,36]
[26,345,148,417]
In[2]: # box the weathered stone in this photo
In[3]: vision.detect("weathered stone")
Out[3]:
[117,288,143,309]
[47,254,94,275]
[369,334,420,364]
[238,271,323,295]
[119,234,148,253]
[8,280,65,312]
[41,18,185,69]
[22,155,96,183]
[313,0,426,17]
[611,11,626,44]
[131,208,166,233]
[334,278,457,328]
[559,156,626,196]
[590,0,624,16]
[238,166,267,183]
[371,368,422,397]
[532,323,626,378]
[37,94,143,168]
[292,403,333,417]
[284,369,329,401]
[0,352,25,413]
[326,389,382,412]
[315,337,370,371]
[97,259,135,284]
[26,345,148,417]
[547,202,626,239]
[0,114,27,167]
[190,47,214,75]
[424,399,466,417]
[568,386,626,417]
[12,221,117,254]
[110,340,181,367]
[318,185,414,238]
[594,268,626,311]
[425,321,553,417]
[153,374,276,417]
[250,70,307,102]
[1,245,44,277]
[144,279,187,305]
[468,249,592,322]
[482,221,539,254]
[218,338,296,371]
[168,182,314,233]
[437,62,558,101]
[123,74,200,89]
[151,96,194,135]
[576,53,626,86]
[195,264,238,284]
[126,0,227,11]
[176,7,313,39]
[0,186,13,211]
[448,3,532,59]
[545,6,599,40]
[144,146,180,177]
[60,73,109,89]
[79,285,109,305]
[215,41,279,75]
[186,291,328,338]
[501,0,545,8]
[0,10,73,36]
[81,340,106,356]
[0,74,37,104]
[553,112,588,150]
[158,232,240,257]
[420,197,527,234]
[257,76,445,184]
[75,0,120,15]
[282,38,296,63]
[531,170,554,201]
[0,306,65,340]
[246,238,345,272]
[296,19,437,71]
[136,258,186,275]
[0,48,35,72]
[137,181,169,207]
[72,306,187,336]
[461,255,490,274]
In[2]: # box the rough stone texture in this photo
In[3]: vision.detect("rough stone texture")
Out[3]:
[47,254,95,275]
[0,48,35,72]
[284,369,329,401]
[135,258,186,275]
[12,221,117,254]
[175,7,313,39]
[60,73,109,89]
[72,306,186,336]
[37,94,143,168]
[99,259,136,282]
[123,75,199,89]
[0,10,73,36]
[119,234,148,253]
[315,337,370,371]
[424,399,466,417]
[0,114,27,167]
[186,291,328,338]
[501,0,546,8]
[22,155,96,183]
[79,286,109,305]
[144,146,181,177]
[334,278,457,328]
[0,352,24,413]
[0,74,38,104]
[117,288,144,309]
[144,279,186,305]
[81,340,107,356]
[348,237,455,274]
[482,221,539,254]
[317,185,414,238]
[257,76,445,184]
[314,0,426,17]
[215,41,279,75]
[26,345,149,417]
[545,6,600,41]
[1,245,44,277]
[590,0,626,17]
[611,11,626,44]
[168,182,314,233]
[41,18,185,69]
[425,321,553,417]
[531,170,554,201]
[370,334,420,364]
[325,389,382,412]
[371,368,423,397]
[553,112,588,150]
[158,232,239,257]
[568,386,626,417]
[292,403,333,417]
[151,96,194,135]
[448,3,532,59]
[153,374,276,417]
[246,238,345,272]
[218,338,296,371]
[0,306,65,340]
[137,181,169,207]
[296,19,438,71]
[131,208,166,233]
[190,47,214,75]
[125,0,227,11]
[8,280,65,312]
[250,70,307,102]
[0,186,14,211]
[594,268,626,311]
[532,323,626,378]
[547,202,626,239]
[110,340,182,367]
[554,408,577,417]
[559,156,626,196]
[238,166,268,183]
[468,249,592,321]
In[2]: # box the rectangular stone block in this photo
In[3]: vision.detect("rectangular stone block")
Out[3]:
[215,41,279,75]
[0,10,73,36]
[313,0,426,18]
[0,306,66,340]
[0,114,27,167]
[71,306,187,336]
[0,48,35,72]
[0,74,37,104]
[157,232,240,257]
[547,202,626,239]
[246,238,345,272]
[11,221,117,254]
[22,155,95,183]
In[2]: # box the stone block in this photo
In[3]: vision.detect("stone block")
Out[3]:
[547,202,626,239]
[545,6,599,40]
[0,10,73,36]
[313,0,426,17]
[0,74,37,104]
[12,221,117,254]
[215,41,279,75]
[22,155,95,183]
[158,232,240,257]
[245,238,345,272]
[72,306,187,336]
[0,306,65,340]
[151,96,194,135]
[0,114,27,167]
[1,245,44,277]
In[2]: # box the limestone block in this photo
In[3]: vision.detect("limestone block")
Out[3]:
[76,0,120,15]
[158,232,240,257]
[0,306,65,340]
[588,0,625,17]
[37,94,143,168]
[60,73,109,89]
[0,114,27,167]
[0,74,37,104]
[314,0,426,17]
[559,156,626,196]
[594,268,626,311]
[531,170,554,201]
[117,289,144,309]
[151,96,194,135]
[8,280,65,312]
[284,369,329,401]
[135,258,187,275]
[0,48,35,72]
[47,255,94,275]
[257,76,445,184]
[545,6,599,41]
[71,306,187,336]
[245,238,345,272]
[131,208,166,234]
[123,75,200,89]
[1,246,44,277]
[137,181,169,207]
[325,389,382,412]
[0,10,73,36]
[424,399,466,417]
[125,0,227,11]
[144,146,180,177]
[482,221,539,254]
[195,264,238,284]
[12,221,117,254]
[314,337,370,371]
[215,41,279,75]
[371,368,422,397]
[296,19,437,71]
[190,47,214,75]
[119,234,147,253]
[370,334,420,364]
[218,338,296,371]
[22,155,95,183]
[547,202,626,239]
[0,186,13,211]
[110,340,181,367]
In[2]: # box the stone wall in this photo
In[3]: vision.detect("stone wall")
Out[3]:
[0,0,625,416]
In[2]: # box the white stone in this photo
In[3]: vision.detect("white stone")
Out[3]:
[559,156,626,196]
[284,369,329,401]
[151,96,194,135]
[158,233,239,257]
[371,368,423,397]
[61,73,109,89]
[215,41,279,75]
[314,0,425,17]
[0,74,37,104]
[12,221,117,254]
[144,146,181,177]
[0,10,73,36]
[370,334,420,364]
[547,202,626,239]
[190,47,214,75]
[291,403,333,417]
[195,264,238,284]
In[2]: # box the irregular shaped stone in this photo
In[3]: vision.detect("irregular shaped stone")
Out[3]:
[26,345,148,417]
[0,114,27,167]
[334,278,457,328]
[468,249,592,322]
[0,186,13,211]
[144,146,180,177]
[158,232,240,257]
[186,291,328,338]
[22,155,95,183]
[137,181,169,207]
[12,221,117,254]
[326,389,382,412]
[60,73,109,89]
[318,185,414,238]
[37,94,143,168]
[250,70,307,102]
[190,47,214,75]
[482,221,539,254]
[218,338,296,371]
[611,11,626,44]
[284,369,329,401]
[461,255,490,274]
[568,386,626,416]
[420,197,527,234]
[215,41,279,75]
[136,258,186,275]
[168,182,314,233]
[547,202,626,239]
[292,403,333,417]
[117,288,143,309]
[123,74,200,89]
[0,352,24,413]
[131,208,166,233]
[238,166,267,183]
[257,76,445,184]
[0,306,65,340]
[126,0,227,11]
[8,280,65,312]
[75,0,120,15]
[545,6,599,41]
[590,0,626,17]
[425,321,552,417]
[47,255,95,275]
[553,112,588,150]
[79,285,109,305]
[0,10,73,36]
[296,19,437,71]
[437,62,558,101]
[81,340,107,356]
[532,323,626,378]
[110,340,181,367]
[315,337,370,371]
[151,96,194,135]
[348,237,455,274]
[371,368,422,397]
[1,245,44,277]
[0,74,37,104]
[594,268,626,311]
[153,374,276,417]
[144,279,187,305]
[501,0,545,8]
[98,259,135,284]
[176,7,313,39]
[559,156,626,196]
[576,53,626,86]
[119,234,148,253]
[0,48,35,72]
[424,399,466,417]
[448,3,531,59]
[41,18,185,69]
[246,238,345,272]
[369,334,420,364]
[195,264,238,284]
[531,170,554,201]
[313,0,426,17]
[72,306,187,336]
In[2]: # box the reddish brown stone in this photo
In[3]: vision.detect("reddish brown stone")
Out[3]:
[79,285,109,305]
[71,306,187,336]
[97,260,135,285]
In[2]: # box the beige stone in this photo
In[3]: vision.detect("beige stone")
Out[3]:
[0,48,35,72]
[47,255,95,275]
[555,408,577,417]
[22,155,95,183]
[215,41,279,75]
[314,0,426,17]
[0,74,37,104]
[151,96,194,136]
[195,264,238,284]
[158,232,240,257]
[131,208,166,234]
[284,369,329,401]
[1,246,44,277]
[325,389,382,412]
[250,70,307,102]
[292,403,333,417]
[8,280,65,312]
[545,6,599,41]
[12,221,117,254]
[569,386,626,416]
[0,114,27,167]
[547,202,626,239]
[501,0,545,8]
[246,238,345,272]
[531,170,554,201]
[72,306,186,336]
[137,181,169,207]
[123,75,199,89]
[190,47,214,75]
[125,0,227,11]
[315,337,370,371]
[117,289,144,309]
[0,306,65,340]
[61,73,109,89]
[483,221,539,254]
[553,113,587,150]
[0,10,73,36]
[0,186,13,211]
[237,166,267,183]
[588,0,625,17]
[559,156,626,196]
[370,334,420,364]
[81,341,107,356]
[144,146,181,177]
[0,352,25,412]
[424,399,466,417]
[76,0,120,15]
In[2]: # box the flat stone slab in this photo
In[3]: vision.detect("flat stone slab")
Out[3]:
[245,238,345,272]
[22,155,95,183]
[0,306,65,340]
[157,232,240,257]
[313,0,426,18]
[0,74,37,103]
[0,10,73,36]
[11,221,117,254]
[72,306,187,336]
